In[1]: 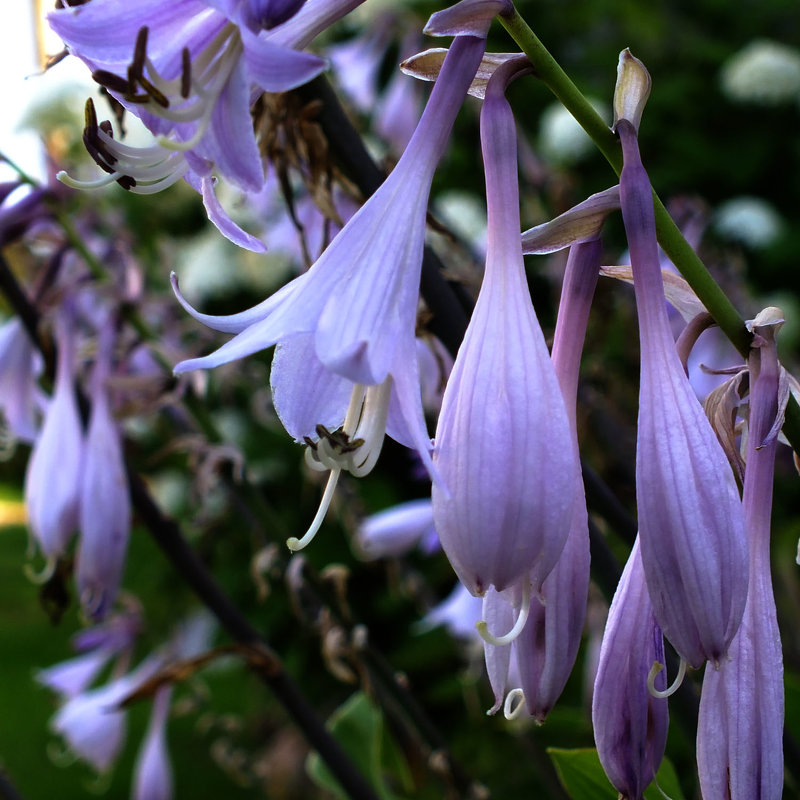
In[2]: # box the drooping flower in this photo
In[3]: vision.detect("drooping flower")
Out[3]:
[511,238,598,722]
[697,308,785,800]
[24,309,84,563]
[0,318,45,445]
[49,0,365,249]
[615,50,748,668]
[76,319,132,621]
[431,55,576,600]
[592,538,669,800]
[172,6,506,548]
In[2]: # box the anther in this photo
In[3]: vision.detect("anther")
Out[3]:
[91,69,131,95]
[181,47,192,99]
[130,27,149,83]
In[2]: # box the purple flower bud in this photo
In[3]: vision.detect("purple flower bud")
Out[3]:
[432,57,576,597]
[592,539,668,800]
[24,311,84,560]
[76,322,131,620]
[617,117,748,668]
[697,310,784,800]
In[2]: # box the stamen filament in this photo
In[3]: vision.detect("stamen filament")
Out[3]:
[647,658,687,699]
[476,580,533,647]
[286,468,341,551]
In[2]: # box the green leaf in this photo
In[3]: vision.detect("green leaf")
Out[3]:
[547,748,618,800]
[307,691,411,800]
[547,748,686,800]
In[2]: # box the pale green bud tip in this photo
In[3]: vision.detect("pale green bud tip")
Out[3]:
[612,48,652,133]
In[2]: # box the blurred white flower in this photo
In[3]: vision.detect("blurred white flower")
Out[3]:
[721,39,800,105]
[713,196,783,249]
[539,98,609,165]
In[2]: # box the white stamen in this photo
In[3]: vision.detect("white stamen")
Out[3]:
[286,468,341,552]
[503,688,527,720]
[58,132,190,195]
[647,658,687,699]
[476,580,533,647]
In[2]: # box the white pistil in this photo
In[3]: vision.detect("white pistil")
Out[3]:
[476,580,533,647]
[286,468,341,552]
[502,688,527,720]
[647,658,687,699]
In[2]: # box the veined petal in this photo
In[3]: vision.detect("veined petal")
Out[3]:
[618,120,748,668]
[170,270,297,335]
[270,333,352,442]
[241,26,326,92]
[697,309,784,800]
[432,56,575,596]
[48,0,215,64]
[482,588,515,714]
[200,176,267,252]
[194,59,265,192]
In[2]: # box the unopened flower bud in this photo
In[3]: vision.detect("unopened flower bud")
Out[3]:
[613,49,651,133]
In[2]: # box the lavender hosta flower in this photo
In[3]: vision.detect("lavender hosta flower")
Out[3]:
[37,611,141,699]
[50,653,163,774]
[77,322,131,621]
[615,51,748,668]
[24,310,84,563]
[511,239,598,722]
[697,308,785,800]
[355,498,436,559]
[49,0,363,249]
[0,318,45,444]
[432,56,576,603]
[593,539,669,800]
[418,581,483,642]
[172,19,500,548]
[133,687,174,800]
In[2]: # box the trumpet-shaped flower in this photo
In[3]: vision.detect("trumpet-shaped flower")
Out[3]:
[615,52,748,668]
[431,56,576,599]
[697,309,785,800]
[512,238,598,722]
[49,0,364,249]
[172,29,493,551]
[593,538,669,800]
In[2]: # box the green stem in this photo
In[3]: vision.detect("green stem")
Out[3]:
[499,6,800,447]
